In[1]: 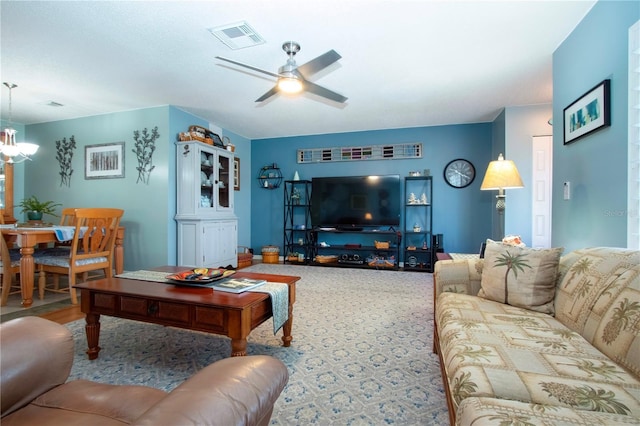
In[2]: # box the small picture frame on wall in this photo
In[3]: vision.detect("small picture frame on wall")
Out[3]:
[85,142,125,179]
[563,79,610,145]
[234,157,240,191]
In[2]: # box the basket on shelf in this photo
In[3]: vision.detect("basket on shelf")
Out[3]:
[374,241,390,249]
[367,256,396,268]
[314,255,338,264]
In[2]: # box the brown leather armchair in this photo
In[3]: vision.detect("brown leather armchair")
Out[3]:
[1,316,288,425]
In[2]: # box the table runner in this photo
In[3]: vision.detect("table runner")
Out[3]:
[116,270,288,334]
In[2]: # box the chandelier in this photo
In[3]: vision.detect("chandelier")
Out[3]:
[2,82,39,163]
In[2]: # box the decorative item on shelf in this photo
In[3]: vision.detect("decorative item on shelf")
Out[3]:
[287,251,305,262]
[293,170,300,181]
[409,171,421,176]
[420,193,428,204]
[291,188,301,204]
[223,136,235,152]
[413,224,421,232]
[1,83,39,164]
[178,125,225,148]
[408,193,417,204]
[422,240,427,250]
[407,246,417,251]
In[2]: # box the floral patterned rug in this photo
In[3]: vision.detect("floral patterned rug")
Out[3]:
[65,264,448,425]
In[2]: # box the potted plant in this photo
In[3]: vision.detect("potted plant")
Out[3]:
[17,195,61,221]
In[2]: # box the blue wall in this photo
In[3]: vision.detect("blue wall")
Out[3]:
[21,106,249,271]
[250,123,494,257]
[25,107,176,270]
[552,1,638,251]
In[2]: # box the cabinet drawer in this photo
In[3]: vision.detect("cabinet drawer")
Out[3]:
[193,306,227,333]
[157,301,190,325]
[120,296,148,316]
[92,293,117,312]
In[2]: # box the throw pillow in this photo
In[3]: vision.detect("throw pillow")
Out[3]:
[477,239,563,314]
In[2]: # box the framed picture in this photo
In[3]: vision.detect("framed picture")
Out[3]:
[233,157,240,191]
[85,142,125,179]
[563,79,610,145]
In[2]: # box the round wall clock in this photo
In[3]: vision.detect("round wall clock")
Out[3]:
[444,159,475,188]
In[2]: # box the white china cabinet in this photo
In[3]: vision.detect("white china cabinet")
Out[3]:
[175,142,237,268]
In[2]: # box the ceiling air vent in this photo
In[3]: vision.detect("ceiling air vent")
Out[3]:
[207,21,265,50]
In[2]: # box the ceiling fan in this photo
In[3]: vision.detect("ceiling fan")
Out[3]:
[216,41,347,103]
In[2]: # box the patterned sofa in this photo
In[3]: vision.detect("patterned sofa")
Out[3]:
[433,246,640,425]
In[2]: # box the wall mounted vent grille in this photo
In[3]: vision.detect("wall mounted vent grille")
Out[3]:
[297,143,422,163]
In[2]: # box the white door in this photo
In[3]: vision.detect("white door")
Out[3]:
[531,136,553,248]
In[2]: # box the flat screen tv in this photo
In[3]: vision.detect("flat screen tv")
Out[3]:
[311,175,401,229]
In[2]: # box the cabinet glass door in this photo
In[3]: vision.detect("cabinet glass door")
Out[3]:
[216,153,231,209]
[200,151,214,208]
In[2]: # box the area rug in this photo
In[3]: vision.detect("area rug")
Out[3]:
[66,264,449,425]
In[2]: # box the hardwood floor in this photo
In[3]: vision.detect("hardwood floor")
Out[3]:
[39,304,84,324]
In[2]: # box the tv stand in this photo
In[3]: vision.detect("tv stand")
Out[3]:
[311,227,401,270]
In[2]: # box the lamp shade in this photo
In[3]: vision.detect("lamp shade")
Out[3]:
[480,153,524,190]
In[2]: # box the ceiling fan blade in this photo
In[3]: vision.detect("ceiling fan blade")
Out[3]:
[296,50,342,78]
[303,81,348,103]
[255,86,279,102]
[215,56,281,79]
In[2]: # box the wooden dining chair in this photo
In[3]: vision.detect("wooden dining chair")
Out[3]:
[59,208,77,226]
[36,208,124,304]
[51,207,78,250]
[0,230,22,306]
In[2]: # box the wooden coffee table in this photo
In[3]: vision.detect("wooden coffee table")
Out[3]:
[74,266,299,359]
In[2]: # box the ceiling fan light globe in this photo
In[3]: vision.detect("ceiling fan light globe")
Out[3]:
[278,77,303,94]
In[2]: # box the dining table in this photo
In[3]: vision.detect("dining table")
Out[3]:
[1,225,125,307]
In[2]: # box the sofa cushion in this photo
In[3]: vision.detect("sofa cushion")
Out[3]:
[477,240,563,314]
[436,292,640,416]
[553,247,640,378]
[457,397,640,425]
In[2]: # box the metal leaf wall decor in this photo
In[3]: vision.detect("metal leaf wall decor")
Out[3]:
[133,126,159,184]
[56,135,76,187]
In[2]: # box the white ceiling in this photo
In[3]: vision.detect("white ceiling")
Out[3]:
[1,1,595,140]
